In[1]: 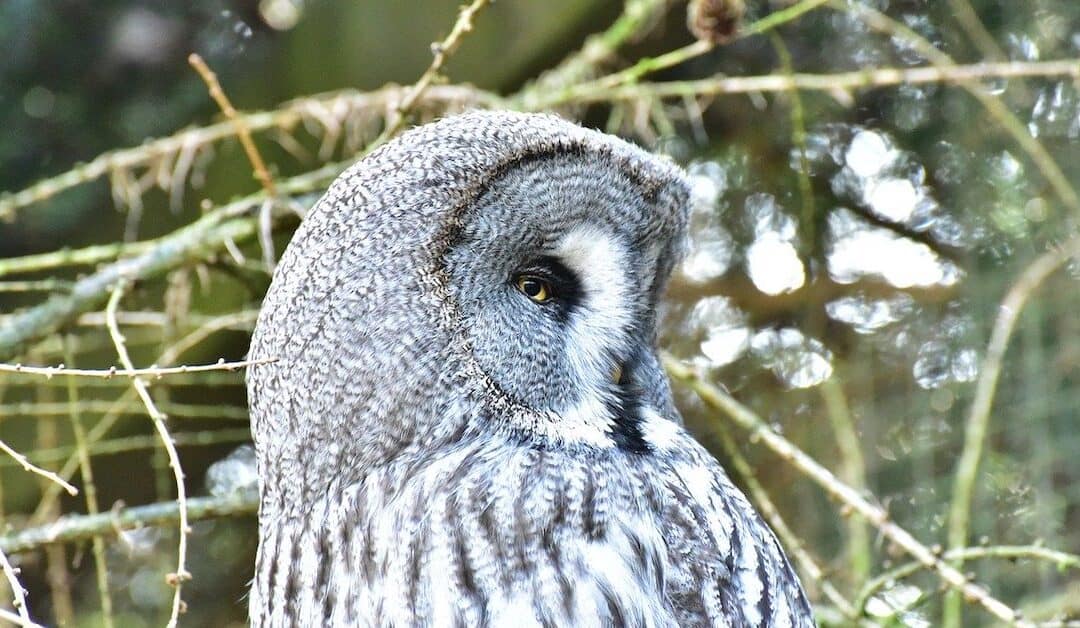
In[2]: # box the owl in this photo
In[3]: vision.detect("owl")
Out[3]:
[246,111,813,627]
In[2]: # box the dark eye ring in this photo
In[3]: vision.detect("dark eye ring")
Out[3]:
[515,275,553,303]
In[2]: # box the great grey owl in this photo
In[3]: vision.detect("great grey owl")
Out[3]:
[247,110,813,627]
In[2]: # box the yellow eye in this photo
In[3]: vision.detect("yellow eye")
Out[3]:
[516,275,553,303]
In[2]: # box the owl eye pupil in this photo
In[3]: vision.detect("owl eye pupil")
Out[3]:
[515,275,552,303]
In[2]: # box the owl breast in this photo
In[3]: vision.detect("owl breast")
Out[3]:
[252,424,810,628]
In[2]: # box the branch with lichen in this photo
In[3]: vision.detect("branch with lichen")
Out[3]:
[517,0,681,108]
[0,85,500,224]
[0,494,256,555]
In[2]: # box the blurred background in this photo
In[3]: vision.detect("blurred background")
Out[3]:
[1,0,1078,625]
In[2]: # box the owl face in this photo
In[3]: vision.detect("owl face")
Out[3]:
[442,153,686,450]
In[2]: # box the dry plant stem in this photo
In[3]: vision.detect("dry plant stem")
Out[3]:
[104,285,189,628]
[945,234,1080,623]
[0,548,34,626]
[376,0,492,145]
[660,355,1031,627]
[72,310,257,329]
[1,494,256,555]
[62,338,114,628]
[769,34,818,258]
[946,0,1007,62]
[35,397,74,626]
[832,1,1080,213]
[0,439,77,496]
[712,424,857,618]
[0,357,274,379]
[855,545,1080,614]
[560,59,1080,103]
[31,390,136,525]
[819,377,871,585]
[188,53,277,196]
[0,607,45,628]
[0,85,498,223]
[0,280,73,293]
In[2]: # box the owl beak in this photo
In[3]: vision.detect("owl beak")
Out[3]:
[611,364,624,385]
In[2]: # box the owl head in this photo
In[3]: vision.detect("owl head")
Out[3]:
[248,111,690,508]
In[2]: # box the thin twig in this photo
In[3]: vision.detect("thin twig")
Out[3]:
[661,354,1031,626]
[188,53,277,197]
[855,545,1080,614]
[375,0,493,145]
[0,242,152,279]
[0,440,78,496]
[0,400,249,422]
[0,429,252,468]
[0,606,46,628]
[62,337,113,628]
[0,548,35,626]
[946,234,1080,624]
[104,285,189,628]
[0,357,275,379]
[547,59,1080,105]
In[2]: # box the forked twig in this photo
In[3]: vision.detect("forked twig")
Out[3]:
[375,0,492,145]
[104,285,189,628]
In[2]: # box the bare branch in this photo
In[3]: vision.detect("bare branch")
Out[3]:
[104,285,190,628]
[0,548,39,627]
[0,495,256,555]
[0,357,275,380]
[376,0,493,144]
[0,440,78,496]
[539,59,1080,107]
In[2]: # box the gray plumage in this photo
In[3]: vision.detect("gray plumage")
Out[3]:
[247,111,813,627]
